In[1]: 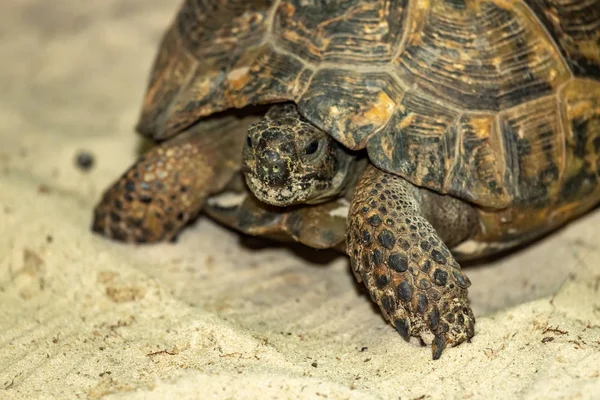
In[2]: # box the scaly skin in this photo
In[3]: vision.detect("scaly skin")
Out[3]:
[93,115,251,243]
[346,165,476,359]
[93,131,216,242]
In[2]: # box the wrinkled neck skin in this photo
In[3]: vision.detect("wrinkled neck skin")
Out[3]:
[242,103,360,207]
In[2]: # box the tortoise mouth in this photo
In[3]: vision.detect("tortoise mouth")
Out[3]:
[243,171,301,207]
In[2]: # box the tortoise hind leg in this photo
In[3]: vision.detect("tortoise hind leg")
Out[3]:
[347,166,478,359]
[93,126,234,243]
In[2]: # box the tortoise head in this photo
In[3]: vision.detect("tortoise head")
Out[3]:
[243,103,355,207]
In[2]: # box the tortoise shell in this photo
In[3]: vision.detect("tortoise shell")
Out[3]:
[138,0,600,209]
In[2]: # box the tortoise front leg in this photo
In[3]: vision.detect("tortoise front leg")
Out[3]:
[347,166,478,359]
[92,127,233,243]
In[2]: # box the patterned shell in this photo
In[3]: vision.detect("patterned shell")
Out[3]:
[138,0,600,209]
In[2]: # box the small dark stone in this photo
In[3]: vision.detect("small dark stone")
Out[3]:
[75,150,95,171]
[393,318,410,341]
[114,199,123,210]
[431,249,447,265]
[377,230,396,249]
[457,314,465,325]
[419,278,431,290]
[368,215,382,226]
[388,253,408,272]
[375,273,389,289]
[378,206,388,215]
[385,218,394,226]
[371,249,383,265]
[420,241,431,251]
[420,260,431,273]
[446,313,456,323]
[396,281,413,302]
[433,269,448,286]
[417,294,429,314]
[176,212,185,221]
[381,295,396,314]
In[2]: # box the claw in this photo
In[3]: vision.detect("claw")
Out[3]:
[432,333,447,360]
[393,318,410,341]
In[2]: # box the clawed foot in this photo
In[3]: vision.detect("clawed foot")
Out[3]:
[92,131,218,243]
[348,166,476,359]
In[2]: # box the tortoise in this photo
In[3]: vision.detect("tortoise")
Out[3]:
[93,0,600,359]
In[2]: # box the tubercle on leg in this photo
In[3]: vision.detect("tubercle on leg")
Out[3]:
[346,166,476,359]
[92,131,220,243]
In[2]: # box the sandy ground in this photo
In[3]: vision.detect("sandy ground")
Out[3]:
[0,1,599,399]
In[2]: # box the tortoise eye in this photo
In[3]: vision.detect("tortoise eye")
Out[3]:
[304,140,320,155]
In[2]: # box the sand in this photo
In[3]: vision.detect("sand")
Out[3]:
[0,1,599,399]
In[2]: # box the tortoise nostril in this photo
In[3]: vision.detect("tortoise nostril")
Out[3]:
[258,150,289,186]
